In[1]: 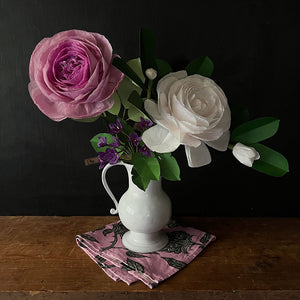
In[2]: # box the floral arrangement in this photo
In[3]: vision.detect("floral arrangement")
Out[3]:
[28,28,289,191]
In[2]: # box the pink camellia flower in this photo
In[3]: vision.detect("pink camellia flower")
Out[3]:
[28,30,124,121]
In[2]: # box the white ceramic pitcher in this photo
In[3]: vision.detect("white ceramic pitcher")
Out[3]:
[101,162,171,253]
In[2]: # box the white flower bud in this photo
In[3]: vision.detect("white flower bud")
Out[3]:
[232,142,260,167]
[145,68,157,80]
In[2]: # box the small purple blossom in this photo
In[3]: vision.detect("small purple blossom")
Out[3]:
[129,132,142,146]
[97,136,107,148]
[109,118,123,134]
[139,145,152,157]
[138,117,153,129]
[109,136,121,148]
[98,148,120,169]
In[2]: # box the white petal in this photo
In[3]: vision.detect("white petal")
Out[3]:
[142,125,181,153]
[185,143,212,168]
[144,99,161,120]
[205,130,230,151]
[215,105,231,132]
[157,93,172,116]
[181,132,202,148]
[157,71,187,95]
[170,70,188,80]
[232,143,260,167]
[171,92,197,124]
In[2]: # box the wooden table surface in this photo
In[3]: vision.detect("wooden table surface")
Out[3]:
[0,216,299,299]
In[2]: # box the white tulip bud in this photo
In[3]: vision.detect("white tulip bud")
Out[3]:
[232,142,260,167]
[145,68,157,80]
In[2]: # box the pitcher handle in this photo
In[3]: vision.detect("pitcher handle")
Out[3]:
[101,162,124,215]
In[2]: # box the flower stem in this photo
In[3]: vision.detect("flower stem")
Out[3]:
[147,80,153,99]
[227,144,234,150]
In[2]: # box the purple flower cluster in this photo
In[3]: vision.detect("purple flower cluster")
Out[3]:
[138,117,153,129]
[128,132,152,157]
[109,118,123,134]
[139,145,152,157]
[97,131,121,169]
[97,137,107,148]
[129,133,141,146]
[97,118,153,169]
[98,148,120,169]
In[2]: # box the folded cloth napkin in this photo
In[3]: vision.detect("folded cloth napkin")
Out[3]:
[75,220,215,288]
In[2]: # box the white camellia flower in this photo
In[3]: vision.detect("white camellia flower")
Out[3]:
[232,142,260,167]
[142,71,231,167]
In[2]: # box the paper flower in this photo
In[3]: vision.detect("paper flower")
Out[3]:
[145,68,157,80]
[139,145,152,157]
[97,137,107,148]
[142,71,231,167]
[109,118,123,134]
[98,148,120,169]
[29,28,288,191]
[129,133,142,146]
[28,30,123,121]
[232,143,260,167]
[138,117,153,129]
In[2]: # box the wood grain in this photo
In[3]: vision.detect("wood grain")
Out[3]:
[0,216,299,299]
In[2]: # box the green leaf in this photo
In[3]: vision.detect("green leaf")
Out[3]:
[132,153,160,181]
[186,56,214,77]
[140,27,156,73]
[71,116,100,123]
[159,156,181,181]
[127,58,145,83]
[155,59,172,79]
[116,77,142,109]
[90,133,114,153]
[131,168,150,191]
[231,117,280,144]
[127,91,144,111]
[158,152,171,158]
[108,92,121,115]
[112,57,144,88]
[128,105,148,122]
[251,143,289,177]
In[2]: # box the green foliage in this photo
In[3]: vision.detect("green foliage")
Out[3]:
[116,77,142,109]
[155,59,172,79]
[159,155,180,181]
[112,57,144,88]
[127,91,144,111]
[131,153,160,181]
[71,116,100,123]
[131,168,151,191]
[108,93,121,115]
[126,90,148,121]
[128,106,148,122]
[186,56,214,77]
[251,143,289,177]
[140,27,157,73]
[231,117,280,144]
[127,58,145,83]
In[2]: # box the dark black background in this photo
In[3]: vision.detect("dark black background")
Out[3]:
[0,0,299,216]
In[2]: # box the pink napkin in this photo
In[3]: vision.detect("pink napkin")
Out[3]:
[75,220,215,288]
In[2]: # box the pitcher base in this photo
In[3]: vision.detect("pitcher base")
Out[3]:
[122,231,168,253]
